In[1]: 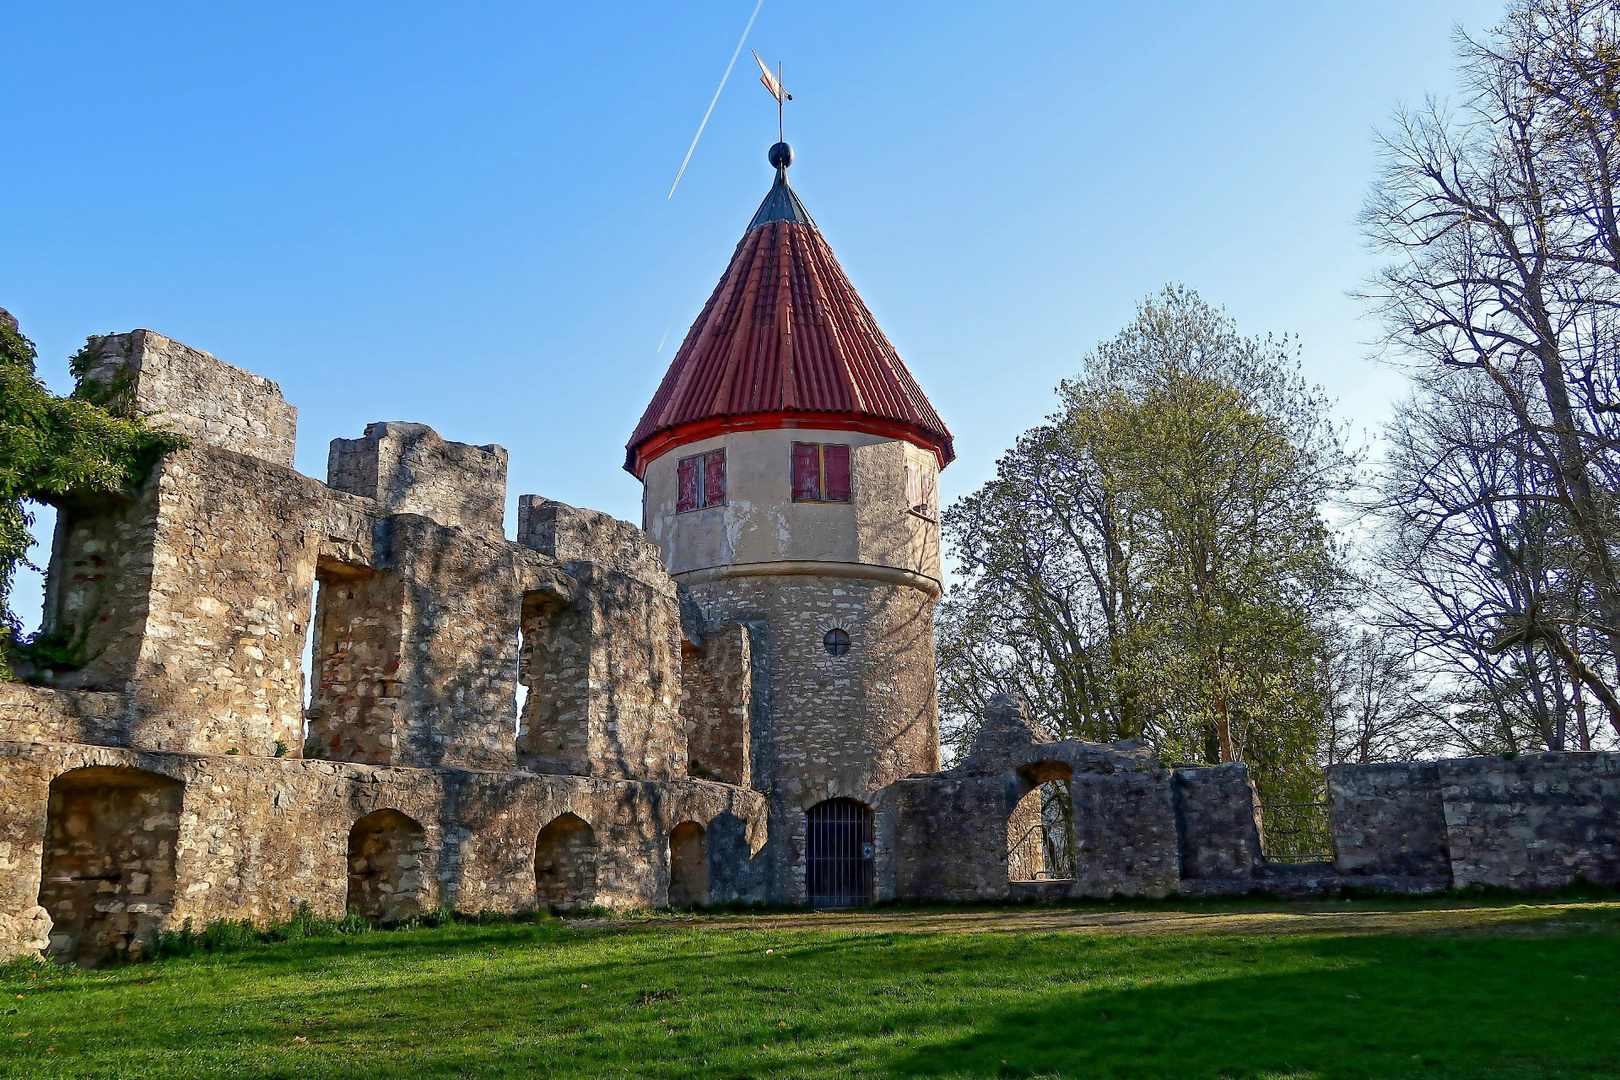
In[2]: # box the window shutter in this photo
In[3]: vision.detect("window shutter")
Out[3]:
[823,445,851,502]
[792,443,822,501]
[905,461,921,511]
[920,468,937,518]
[677,456,699,513]
[702,450,727,507]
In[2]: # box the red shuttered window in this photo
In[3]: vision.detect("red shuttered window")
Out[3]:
[792,443,822,501]
[791,442,853,503]
[677,456,700,513]
[703,449,726,506]
[676,449,726,512]
[823,444,850,502]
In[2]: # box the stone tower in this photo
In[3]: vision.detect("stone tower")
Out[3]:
[627,142,954,904]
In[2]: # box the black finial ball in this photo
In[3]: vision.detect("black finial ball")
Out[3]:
[768,141,793,170]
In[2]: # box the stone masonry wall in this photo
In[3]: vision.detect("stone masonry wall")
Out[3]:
[891,775,1010,900]
[0,328,769,963]
[1327,761,1451,881]
[680,621,752,786]
[568,564,686,782]
[520,496,671,587]
[1173,763,1266,887]
[1439,753,1620,889]
[128,448,330,756]
[78,330,297,467]
[329,422,507,539]
[1069,770,1181,898]
[0,734,768,961]
[386,515,523,770]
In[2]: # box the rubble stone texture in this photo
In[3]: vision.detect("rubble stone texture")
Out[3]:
[1,330,1617,965]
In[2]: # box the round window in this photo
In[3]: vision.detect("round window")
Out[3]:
[823,628,851,656]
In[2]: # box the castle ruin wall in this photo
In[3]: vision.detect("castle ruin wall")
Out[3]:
[4,327,1619,962]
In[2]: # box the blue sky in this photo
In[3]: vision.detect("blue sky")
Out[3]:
[5,1,1504,629]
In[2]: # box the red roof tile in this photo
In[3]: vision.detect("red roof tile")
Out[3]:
[625,160,953,477]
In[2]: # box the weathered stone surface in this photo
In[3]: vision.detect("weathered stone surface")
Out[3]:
[517,561,685,781]
[329,422,507,539]
[891,774,1010,900]
[680,621,751,786]
[1328,761,1451,882]
[78,330,297,467]
[1439,753,1620,890]
[1069,770,1181,898]
[1173,764,1265,885]
[519,496,670,589]
[0,685,123,747]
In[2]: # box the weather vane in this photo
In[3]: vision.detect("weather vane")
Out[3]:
[752,51,791,142]
[666,1,795,199]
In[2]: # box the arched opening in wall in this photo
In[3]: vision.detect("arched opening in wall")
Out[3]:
[668,821,708,908]
[346,809,427,924]
[806,798,874,908]
[38,766,183,966]
[1008,762,1076,881]
[535,812,598,911]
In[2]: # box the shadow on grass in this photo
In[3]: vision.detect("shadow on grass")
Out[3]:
[893,931,1617,1080]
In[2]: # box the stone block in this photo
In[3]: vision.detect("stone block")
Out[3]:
[517,496,670,590]
[1173,763,1264,882]
[76,330,297,467]
[329,422,507,538]
[1327,761,1451,880]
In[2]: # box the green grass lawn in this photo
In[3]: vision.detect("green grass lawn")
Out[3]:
[2,899,1617,1079]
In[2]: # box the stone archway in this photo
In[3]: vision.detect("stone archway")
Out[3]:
[668,821,708,908]
[38,766,183,965]
[535,813,598,911]
[1008,761,1075,882]
[346,809,427,924]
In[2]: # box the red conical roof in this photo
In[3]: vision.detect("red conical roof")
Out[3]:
[625,152,953,478]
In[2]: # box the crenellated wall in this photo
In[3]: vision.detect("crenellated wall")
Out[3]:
[889,695,1620,904]
[3,327,1614,965]
[1,329,767,963]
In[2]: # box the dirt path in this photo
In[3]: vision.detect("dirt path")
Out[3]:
[574,899,1620,938]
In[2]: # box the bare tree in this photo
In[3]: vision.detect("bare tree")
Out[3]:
[1325,627,1446,764]
[1363,0,1620,735]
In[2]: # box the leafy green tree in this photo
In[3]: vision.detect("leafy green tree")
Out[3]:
[939,287,1353,800]
[0,309,185,675]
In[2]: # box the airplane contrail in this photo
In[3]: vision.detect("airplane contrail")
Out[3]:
[668,0,766,199]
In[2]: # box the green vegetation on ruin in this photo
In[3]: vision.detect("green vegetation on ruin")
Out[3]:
[2,898,1616,1079]
[0,318,186,677]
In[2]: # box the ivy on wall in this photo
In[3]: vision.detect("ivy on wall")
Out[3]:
[0,309,186,678]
